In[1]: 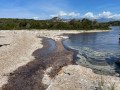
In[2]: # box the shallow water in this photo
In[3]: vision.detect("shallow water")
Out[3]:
[36,39,56,54]
[63,26,120,76]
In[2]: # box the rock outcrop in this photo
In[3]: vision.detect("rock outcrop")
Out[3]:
[46,65,120,90]
[115,61,120,66]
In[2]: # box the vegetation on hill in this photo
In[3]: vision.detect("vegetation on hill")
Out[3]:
[49,17,66,22]
[107,21,120,26]
[0,17,112,30]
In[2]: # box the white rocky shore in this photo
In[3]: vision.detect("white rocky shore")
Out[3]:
[44,65,120,90]
[1,30,120,90]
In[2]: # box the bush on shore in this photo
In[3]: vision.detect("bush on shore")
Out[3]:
[0,18,112,30]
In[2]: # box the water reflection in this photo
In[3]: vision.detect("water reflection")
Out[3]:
[63,26,120,76]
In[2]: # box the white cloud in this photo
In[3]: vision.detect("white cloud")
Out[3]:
[84,12,94,19]
[109,14,120,20]
[97,11,111,18]
[50,11,80,18]
[33,17,39,20]
[50,11,67,17]
[50,11,120,20]
[59,11,67,16]
[68,12,80,17]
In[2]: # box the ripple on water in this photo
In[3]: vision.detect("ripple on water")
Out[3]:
[63,26,120,76]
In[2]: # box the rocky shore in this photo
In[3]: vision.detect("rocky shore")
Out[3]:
[47,65,120,90]
[0,30,120,90]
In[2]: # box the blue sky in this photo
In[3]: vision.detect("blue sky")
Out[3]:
[0,0,120,20]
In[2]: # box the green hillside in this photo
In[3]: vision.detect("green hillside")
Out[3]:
[0,18,110,30]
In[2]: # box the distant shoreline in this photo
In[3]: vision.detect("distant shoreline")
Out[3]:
[0,29,111,34]
[0,29,111,41]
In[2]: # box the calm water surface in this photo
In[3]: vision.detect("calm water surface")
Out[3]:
[63,26,120,76]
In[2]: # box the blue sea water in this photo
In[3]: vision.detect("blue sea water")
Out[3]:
[63,26,120,76]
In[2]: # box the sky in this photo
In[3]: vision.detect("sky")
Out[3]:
[0,0,120,20]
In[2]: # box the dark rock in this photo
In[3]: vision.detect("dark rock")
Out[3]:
[0,45,3,47]
[0,44,10,47]
[115,61,120,66]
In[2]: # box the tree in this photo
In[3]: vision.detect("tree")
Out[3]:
[92,19,99,26]
[69,19,77,26]
[81,18,92,29]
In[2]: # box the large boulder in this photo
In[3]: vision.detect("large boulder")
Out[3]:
[115,61,120,66]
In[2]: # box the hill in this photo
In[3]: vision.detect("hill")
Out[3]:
[49,17,66,22]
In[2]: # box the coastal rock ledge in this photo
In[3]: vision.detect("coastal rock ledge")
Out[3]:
[45,65,120,90]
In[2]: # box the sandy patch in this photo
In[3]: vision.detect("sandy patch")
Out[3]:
[0,31,42,88]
